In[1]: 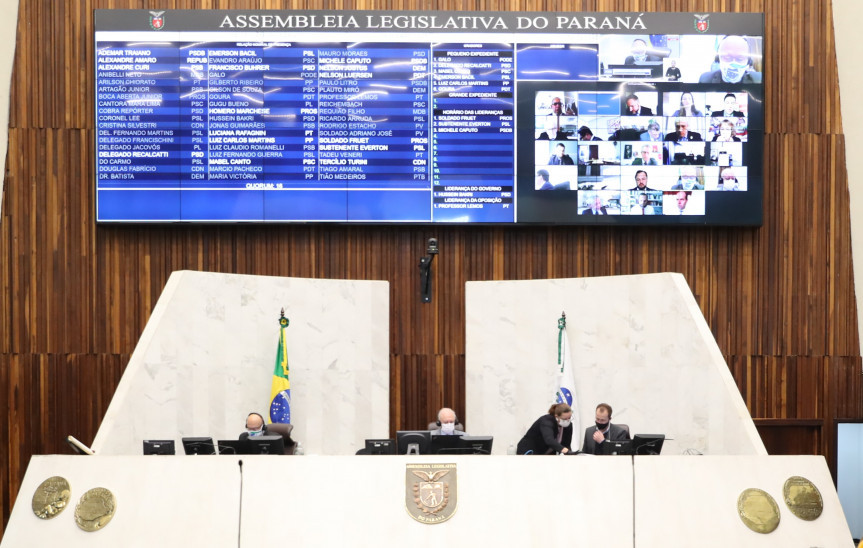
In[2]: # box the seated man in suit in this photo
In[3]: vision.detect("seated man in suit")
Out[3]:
[631,144,658,165]
[639,120,662,142]
[430,407,465,436]
[581,193,608,215]
[548,143,575,165]
[240,412,298,454]
[582,403,630,454]
[710,93,745,118]
[624,94,654,116]
[665,118,703,142]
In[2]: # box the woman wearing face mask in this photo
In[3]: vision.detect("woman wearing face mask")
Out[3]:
[516,403,574,455]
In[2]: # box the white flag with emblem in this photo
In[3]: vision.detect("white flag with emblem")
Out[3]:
[555,313,579,436]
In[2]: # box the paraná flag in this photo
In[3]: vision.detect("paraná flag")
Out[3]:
[555,313,579,435]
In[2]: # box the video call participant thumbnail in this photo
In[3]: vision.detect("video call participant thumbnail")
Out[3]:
[549,143,575,165]
[671,166,705,190]
[710,93,745,118]
[631,144,658,165]
[665,119,703,142]
[624,93,654,116]
[578,126,602,141]
[630,169,654,191]
[671,92,703,117]
[624,38,662,64]
[662,190,705,216]
[630,192,656,215]
[698,35,762,84]
[716,166,742,191]
[712,119,741,142]
[640,120,662,142]
[665,59,681,81]
[536,169,553,191]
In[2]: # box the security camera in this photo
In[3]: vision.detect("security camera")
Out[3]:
[427,238,439,255]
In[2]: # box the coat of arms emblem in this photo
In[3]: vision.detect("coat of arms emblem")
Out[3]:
[149,11,165,30]
[405,463,457,523]
[694,14,710,33]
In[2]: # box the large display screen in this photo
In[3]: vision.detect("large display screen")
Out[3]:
[95,10,763,224]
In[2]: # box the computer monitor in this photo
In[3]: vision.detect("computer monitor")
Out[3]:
[430,434,495,454]
[248,435,285,455]
[143,439,175,455]
[600,439,633,455]
[181,437,216,455]
[632,434,665,455]
[429,434,464,454]
[217,439,249,455]
[364,439,396,455]
[459,436,493,455]
[396,430,432,455]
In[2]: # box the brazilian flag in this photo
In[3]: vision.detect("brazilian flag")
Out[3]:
[269,313,291,424]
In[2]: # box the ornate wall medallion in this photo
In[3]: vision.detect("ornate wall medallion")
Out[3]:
[405,463,457,524]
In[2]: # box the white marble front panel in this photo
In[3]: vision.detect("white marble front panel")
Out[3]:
[91,270,389,456]
[635,455,853,547]
[5,455,850,548]
[465,273,765,455]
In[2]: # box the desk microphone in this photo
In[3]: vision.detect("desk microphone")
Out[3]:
[237,459,244,548]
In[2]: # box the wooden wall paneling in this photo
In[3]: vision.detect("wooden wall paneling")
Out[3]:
[754,419,823,456]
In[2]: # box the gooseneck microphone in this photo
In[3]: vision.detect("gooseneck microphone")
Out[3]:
[237,459,244,548]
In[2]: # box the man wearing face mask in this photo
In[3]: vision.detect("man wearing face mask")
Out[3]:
[430,407,465,436]
[698,35,762,84]
[624,38,661,65]
[239,412,268,440]
[581,403,630,455]
[516,403,574,455]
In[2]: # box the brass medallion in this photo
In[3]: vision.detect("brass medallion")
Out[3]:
[783,476,823,521]
[74,487,117,532]
[737,488,780,534]
[31,476,71,519]
[405,463,457,524]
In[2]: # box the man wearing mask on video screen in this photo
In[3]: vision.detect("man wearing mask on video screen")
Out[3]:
[698,35,762,84]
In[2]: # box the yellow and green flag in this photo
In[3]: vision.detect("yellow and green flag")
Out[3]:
[269,312,291,424]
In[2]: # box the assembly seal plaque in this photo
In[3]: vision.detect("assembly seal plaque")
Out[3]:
[737,488,780,534]
[405,463,457,524]
[74,487,117,531]
[31,476,71,519]
[783,476,823,521]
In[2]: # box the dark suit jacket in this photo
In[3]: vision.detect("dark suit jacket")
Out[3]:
[517,414,573,454]
[548,154,574,166]
[664,131,703,142]
[631,158,658,166]
[624,106,654,116]
[711,110,745,118]
[624,54,662,64]
[581,207,608,215]
[698,70,762,84]
[581,423,630,454]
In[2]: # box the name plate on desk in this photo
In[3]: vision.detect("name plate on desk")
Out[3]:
[405,463,457,524]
